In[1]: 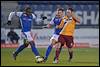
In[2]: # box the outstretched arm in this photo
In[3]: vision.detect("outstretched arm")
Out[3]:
[7,12,23,25]
[8,12,23,21]
[71,12,80,23]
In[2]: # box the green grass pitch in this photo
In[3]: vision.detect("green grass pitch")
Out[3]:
[1,48,99,66]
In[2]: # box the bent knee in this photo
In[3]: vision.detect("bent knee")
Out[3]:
[51,39,57,45]
[23,39,29,47]
[24,43,29,47]
[55,42,61,49]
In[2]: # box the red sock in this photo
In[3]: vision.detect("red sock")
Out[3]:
[54,45,63,61]
[56,48,60,60]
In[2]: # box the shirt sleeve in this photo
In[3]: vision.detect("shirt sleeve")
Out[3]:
[8,12,15,21]
[16,12,23,17]
[32,13,36,19]
[49,17,54,25]
[32,13,39,23]
[8,12,23,21]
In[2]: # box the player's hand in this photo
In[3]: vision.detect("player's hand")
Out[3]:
[47,24,51,28]
[71,12,75,17]
[7,21,11,25]
[43,24,51,28]
[71,12,80,23]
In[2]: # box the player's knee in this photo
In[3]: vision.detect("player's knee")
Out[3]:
[23,39,29,47]
[51,39,57,45]
[24,43,29,47]
[56,42,61,49]
[68,48,73,52]
[23,40,29,47]
[68,43,73,48]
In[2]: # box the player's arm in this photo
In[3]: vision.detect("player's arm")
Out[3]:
[7,12,15,25]
[71,12,80,23]
[42,23,52,28]
[7,12,23,25]
[32,13,36,19]
[56,18,65,29]
[47,17,55,28]
[47,23,52,28]
[56,24,64,29]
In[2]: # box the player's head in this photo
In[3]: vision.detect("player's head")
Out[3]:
[24,7,32,15]
[56,8,64,18]
[66,7,74,17]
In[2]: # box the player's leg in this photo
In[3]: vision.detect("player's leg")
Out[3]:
[66,36,74,62]
[27,32,40,56]
[12,32,30,60]
[44,39,57,62]
[53,35,65,63]
[53,42,63,63]
[44,34,58,62]
[68,47,73,62]
[29,41,40,56]
[13,39,29,60]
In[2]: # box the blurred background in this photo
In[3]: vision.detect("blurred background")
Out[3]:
[1,1,99,48]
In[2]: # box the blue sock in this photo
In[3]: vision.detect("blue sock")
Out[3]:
[30,42,40,56]
[45,45,53,59]
[15,44,26,55]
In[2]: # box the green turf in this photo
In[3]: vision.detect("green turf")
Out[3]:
[1,48,99,66]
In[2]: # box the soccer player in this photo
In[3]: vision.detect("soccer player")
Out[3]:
[43,8,65,62]
[7,7,43,60]
[53,7,80,63]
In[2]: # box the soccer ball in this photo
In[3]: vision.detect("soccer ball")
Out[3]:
[35,56,44,63]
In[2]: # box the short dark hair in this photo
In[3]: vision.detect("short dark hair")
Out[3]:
[68,7,74,12]
[24,7,32,12]
[57,8,64,12]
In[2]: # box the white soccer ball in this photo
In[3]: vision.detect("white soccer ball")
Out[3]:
[35,56,44,63]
